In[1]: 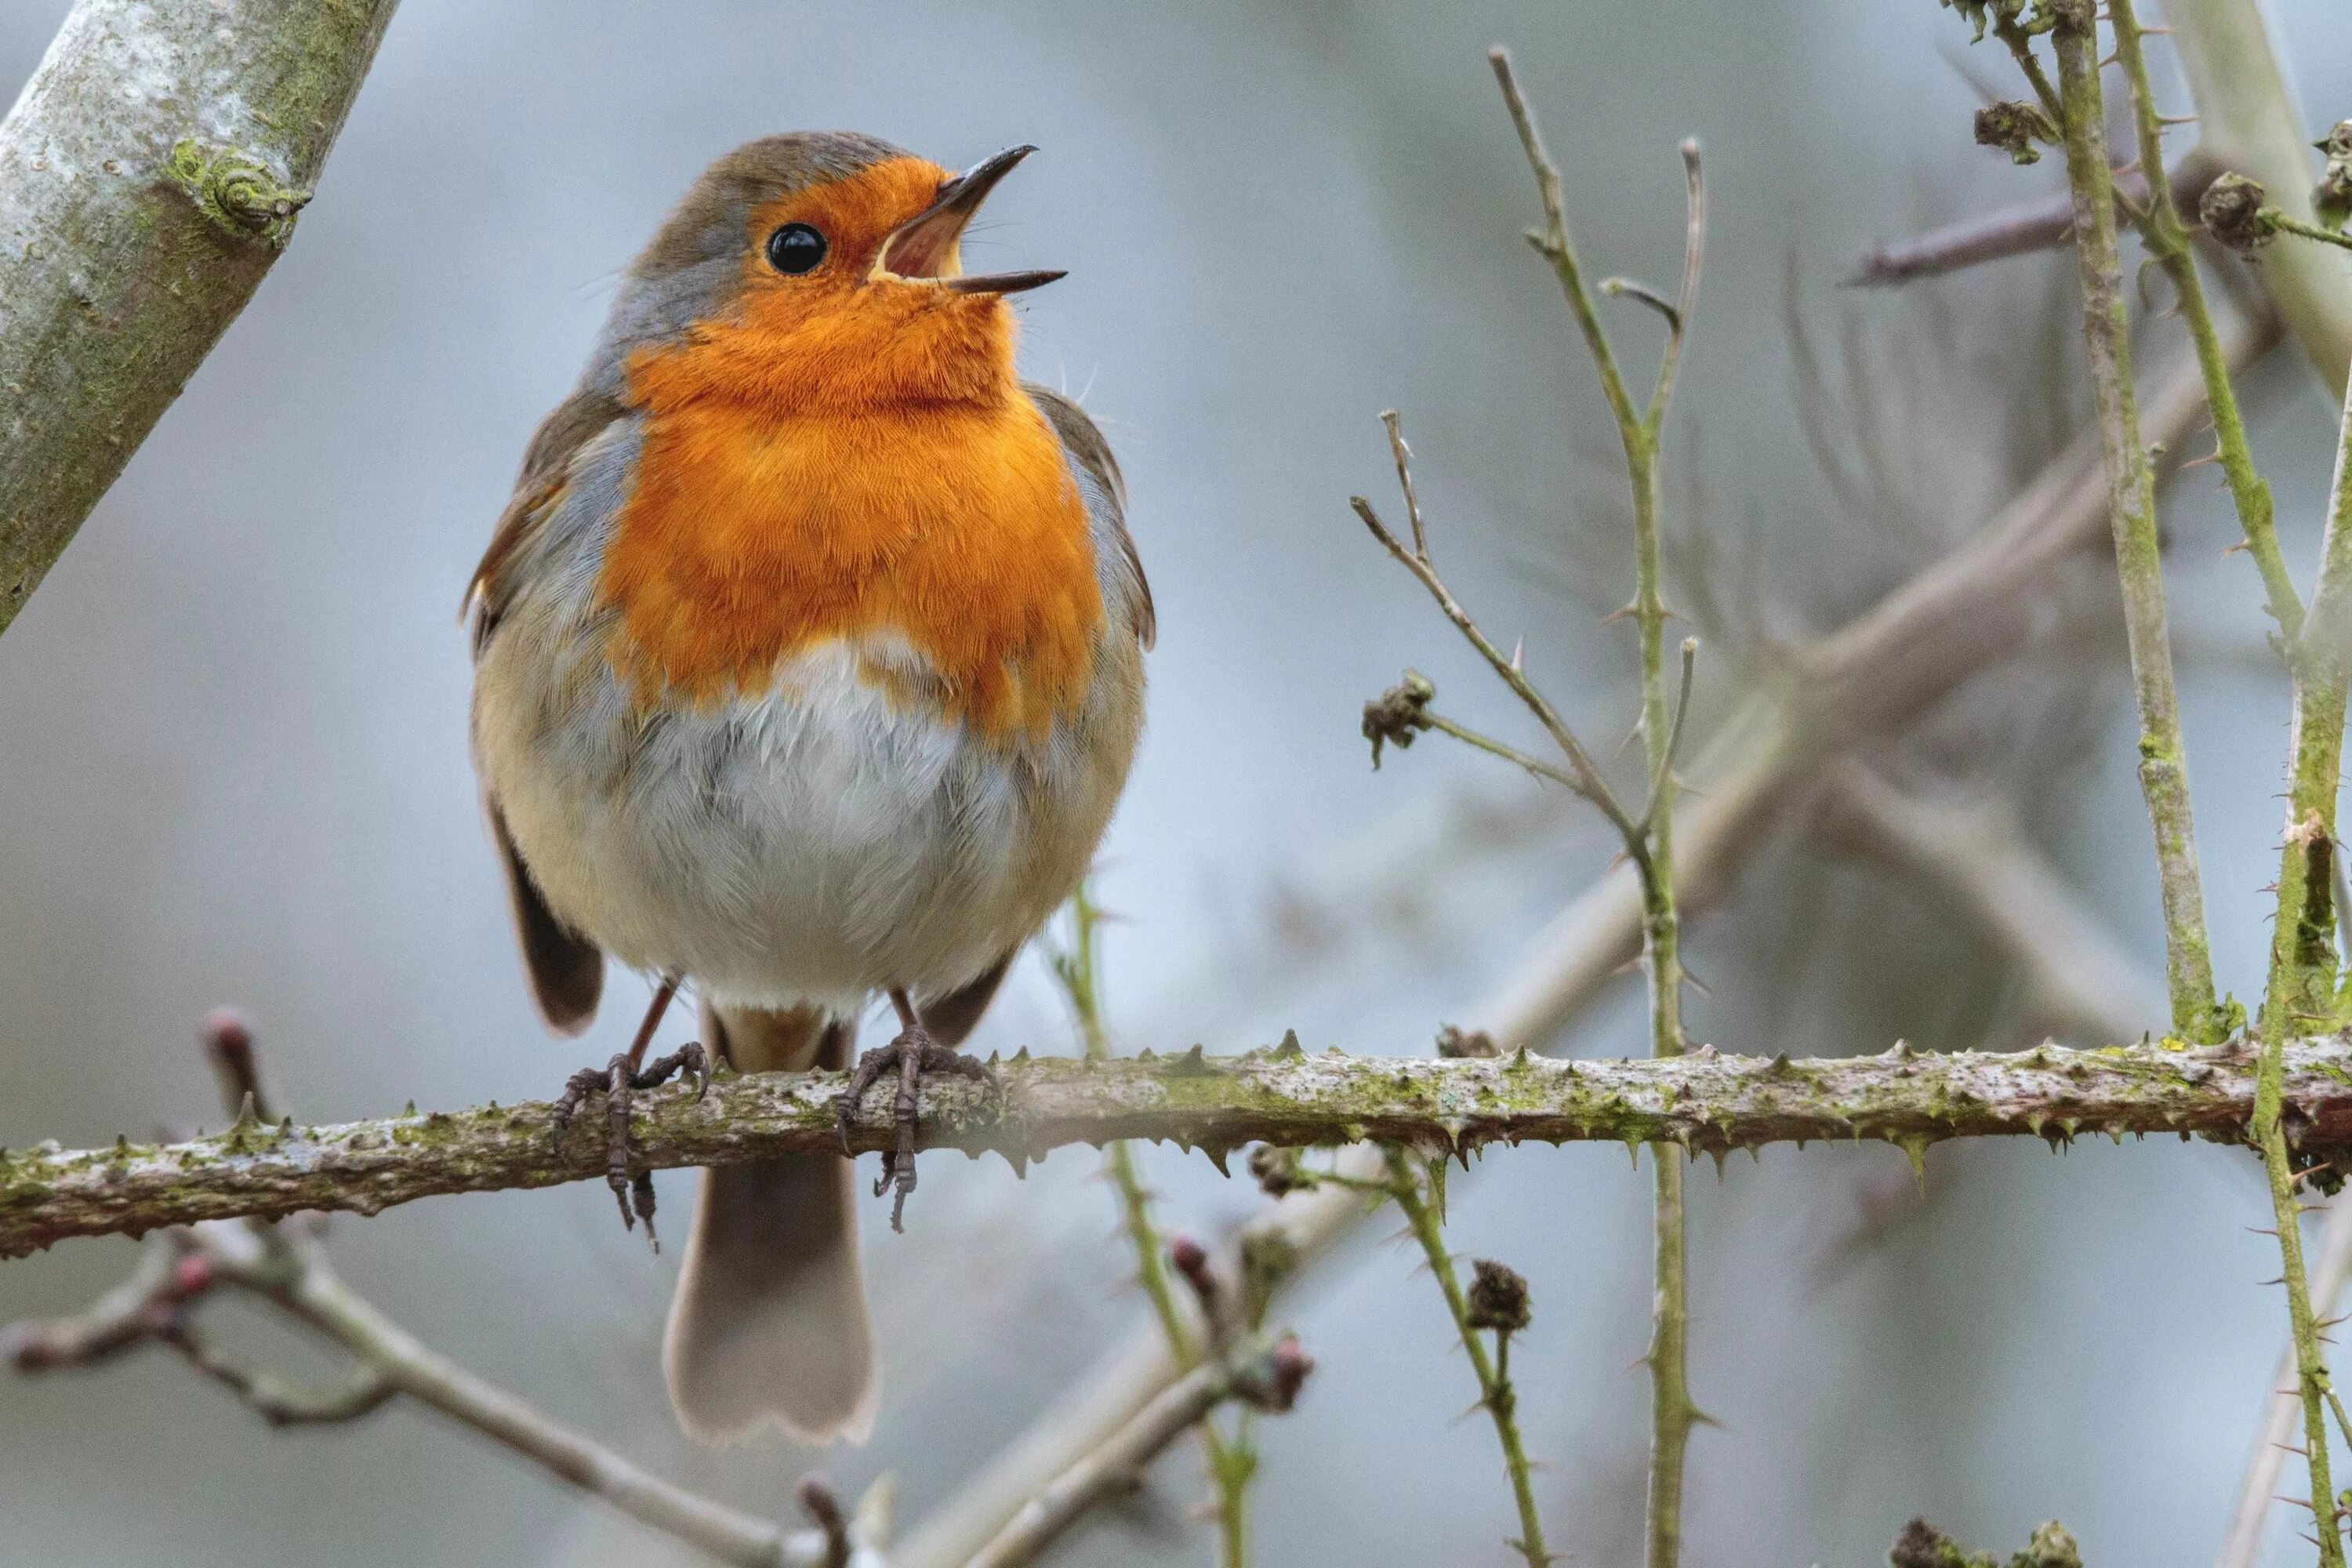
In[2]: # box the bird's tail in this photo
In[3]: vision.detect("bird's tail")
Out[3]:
[662,1000,876,1446]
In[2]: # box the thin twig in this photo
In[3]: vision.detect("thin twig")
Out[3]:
[960,1336,1311,1568]
[1846,159,2213,287]
[2046,0,2226,1043]
[2248,336,2352,1568]
[1049,886,1254,1564]
[4,1019,839,1568]
[1382,1148,1551,1566]
[2105,0,2300,641]
[1352,486,1639,842]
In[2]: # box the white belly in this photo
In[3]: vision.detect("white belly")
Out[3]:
[473,631,1137,1013]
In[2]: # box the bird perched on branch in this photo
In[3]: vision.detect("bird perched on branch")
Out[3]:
[465,133,1152,1443]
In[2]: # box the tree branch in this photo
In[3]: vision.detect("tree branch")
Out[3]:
[0,0,400,637]
[13,1037,2352,1254]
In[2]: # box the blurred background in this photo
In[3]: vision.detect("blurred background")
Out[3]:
[4,1,2351,1563]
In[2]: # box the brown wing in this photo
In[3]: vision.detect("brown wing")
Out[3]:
[488,795,603,1034]
[470,386,624,1033]
[464,386,626,657]
[917,953,1014,1047]
[1025,383,1155,651]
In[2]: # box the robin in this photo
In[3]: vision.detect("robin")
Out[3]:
[464,133,1152,1444]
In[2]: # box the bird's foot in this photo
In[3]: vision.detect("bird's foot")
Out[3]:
[552,1041,710,1249]
[835,1022,996,1232]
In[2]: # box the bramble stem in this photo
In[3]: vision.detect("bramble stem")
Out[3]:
[2252,341,2352,1568]
[2107,0,2300,641]
[1486,49,1703,1566]
[1383,1149,1550,1566]
[1050,887,1249,1565]
[2047,0,2224,1044]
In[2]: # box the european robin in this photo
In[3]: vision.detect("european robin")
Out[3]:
[464,133,1152,1444]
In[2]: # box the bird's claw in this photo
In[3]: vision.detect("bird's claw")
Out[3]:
[551,1041,710,1250]
[834,1026,997,1232]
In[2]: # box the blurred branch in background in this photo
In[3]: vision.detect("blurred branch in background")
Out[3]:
[1046,887,1261,1566]
[1811,762,2164,1047]
[0,0,399,638]
[3,1017,865,1568]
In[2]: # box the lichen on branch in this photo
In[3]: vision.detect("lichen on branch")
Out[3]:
[9,1035,2352,1257]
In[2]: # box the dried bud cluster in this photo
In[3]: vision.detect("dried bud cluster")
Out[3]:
[1938,0,2028,45]
[2200,172,2280,254]
[1888,1516,2079,1568]
[1973,101,2054,165]
[2318,120,2352,233]
[1248,1142,1315,1197]
[1361,670,1436,768]
[1436,1024,1500,1059]
[1465,1258,1532,1334]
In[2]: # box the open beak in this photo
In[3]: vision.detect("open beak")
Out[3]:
[877,144,1065,296]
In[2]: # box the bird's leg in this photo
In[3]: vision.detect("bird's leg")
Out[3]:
[835,987,997,1232]
[550,974,708,1248]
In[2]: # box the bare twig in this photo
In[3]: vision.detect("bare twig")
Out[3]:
[1482,51,1707,1568]
[2047,0,2224,1044]
[1383,1148,1551,1566]
[2102,0,2303,645]
[2246,352,2352,1568]
[1848,159,2214,287]
[0,0,401,638]
[2218,1196,2352,1568]
[1048,887,1258,1565]
[961,1336,1312,1568]
[5,1020,840,1568]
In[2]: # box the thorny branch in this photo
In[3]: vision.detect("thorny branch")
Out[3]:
[19,1034,2352,1255]
[1381,1149,1552,1566]
[2044,0,2226,1045]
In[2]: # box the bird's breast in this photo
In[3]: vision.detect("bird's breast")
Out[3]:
[595,391,1103,739]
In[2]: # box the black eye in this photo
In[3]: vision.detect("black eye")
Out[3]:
[765,223,827,275]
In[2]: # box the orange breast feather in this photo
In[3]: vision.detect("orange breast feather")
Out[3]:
[596,343,1102,739]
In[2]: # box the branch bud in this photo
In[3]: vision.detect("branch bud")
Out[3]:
[1973,101,2055,165]
[1465,1258,1532,1333]
[1361,670,1436,768]
[2199,172,2281,254]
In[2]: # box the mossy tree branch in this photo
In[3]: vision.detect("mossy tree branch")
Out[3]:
[2107,0,2299,641]
[2045,0,2227,1044]
[0,0,401,637]
[15,1036,2352,1257]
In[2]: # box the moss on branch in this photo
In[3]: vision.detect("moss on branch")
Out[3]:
[7,1034,2352,1258]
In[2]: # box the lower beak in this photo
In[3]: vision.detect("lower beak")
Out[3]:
[879,145,1065,296]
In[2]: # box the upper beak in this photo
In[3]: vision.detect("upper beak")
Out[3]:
[877,145,1065,296]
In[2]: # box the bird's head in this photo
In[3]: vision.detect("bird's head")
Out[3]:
[591,133,1062,416]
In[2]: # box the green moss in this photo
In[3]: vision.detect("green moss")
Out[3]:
[164,140,310,249]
